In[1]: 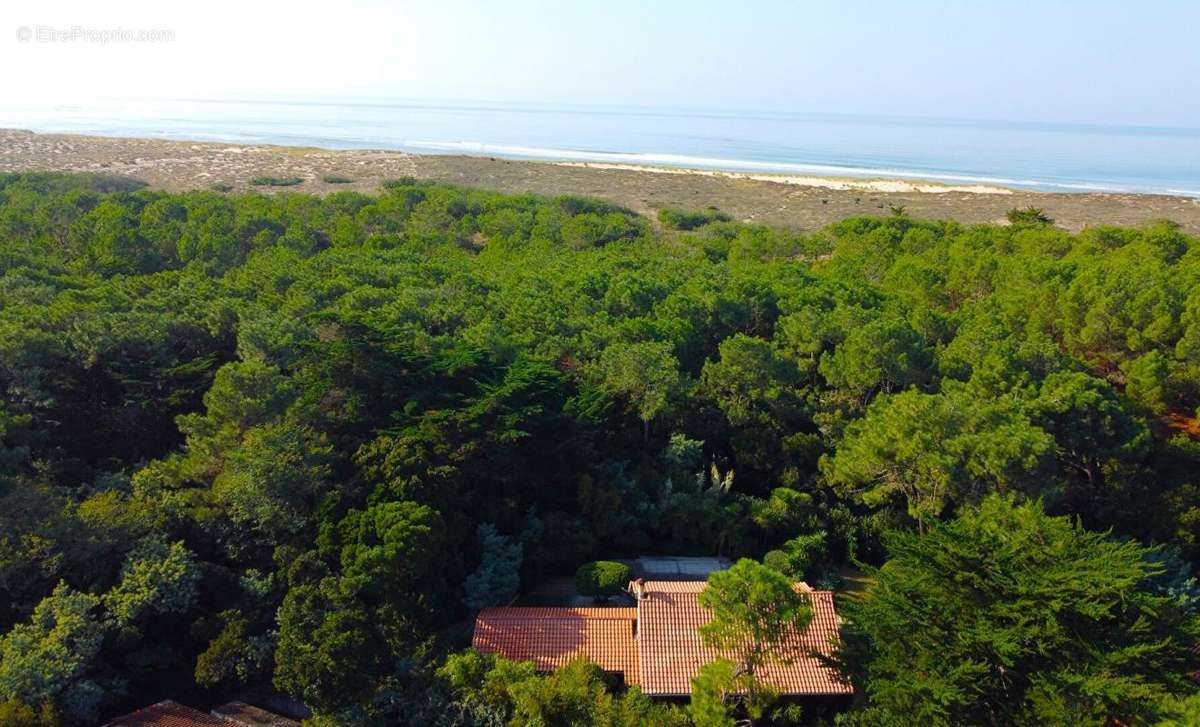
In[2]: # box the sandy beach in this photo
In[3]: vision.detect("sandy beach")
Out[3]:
[3,128,1199,234]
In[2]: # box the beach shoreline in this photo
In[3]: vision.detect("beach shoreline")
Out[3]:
[551,161,1016,195]
[3,128,1199,234]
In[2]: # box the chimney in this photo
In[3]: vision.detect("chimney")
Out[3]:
[628,578,647,600]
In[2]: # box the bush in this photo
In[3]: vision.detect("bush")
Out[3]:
[658,206,732,231]
[250,176,303,187]
[0,699,58,727]
[439,652,689,725]
[321,174,353,184]
[762,531,828,580]
[382,176,418,189]
[463,524,523,610]
[88,173,147,193]
[210,182,234,193]
[575,561,632,602]
[1006,206,1054,226]
[762,549,793,575]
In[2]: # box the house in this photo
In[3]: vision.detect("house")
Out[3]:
[102,700,299,727]
[471,580,852,697]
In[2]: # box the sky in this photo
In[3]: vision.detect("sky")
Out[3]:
[3,0,1199,127]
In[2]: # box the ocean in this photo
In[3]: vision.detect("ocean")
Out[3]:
[4,97,1199,196]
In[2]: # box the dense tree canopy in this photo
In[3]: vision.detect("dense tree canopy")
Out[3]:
[839,495,1199,726]
[0,172,1198,724]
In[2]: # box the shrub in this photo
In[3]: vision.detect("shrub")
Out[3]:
[321,174,353,184]
[382,176,418,189]
[210,182,234,193]
[88,174,147,193]
[463,524,523,610]
[658,206,733,231]
[250,176,303,187]
[0,699,58,727]
[762,549,793,575]
[1006,206,1054,226]
[762,531,828,580]
[575,561,632,602]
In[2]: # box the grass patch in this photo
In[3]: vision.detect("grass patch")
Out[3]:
[250,176,304,187]
[321,174,354,184]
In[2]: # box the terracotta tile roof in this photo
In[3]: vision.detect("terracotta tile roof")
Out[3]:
[472,607,640,684]
[635,581,851,696]
[103,701,233,727]
[211,702,300,727]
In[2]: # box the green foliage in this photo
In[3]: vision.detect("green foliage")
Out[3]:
[463,523,523,610]
[690,657,801,727]
[194,610,270,688]
[274,581,381,714]
[250,176,304,186]
[1124,350,1173,413]
[840,495,1200,726]
[824,382,1055,527]
[662,432,705,489]
[0,699,59,727]
[701,334,811,477]
[1006,206,1054,226]
[2,173,1199,721]
[1156,693,1200,727]
[692,560,804,724]
[212,422,333,537]
[0,584,104,722]
[438,651,688,727]
[574,561,632,602]
[658,206,733,231]
[320,175,354,184]
[103,539,200,625]
[698,559,811,679]
[817,313,933,398]
[761,531,827,580]
[1028,371,1150,515]
[689,658,742,727]
[594,340,683,432]
[334,500,446,593]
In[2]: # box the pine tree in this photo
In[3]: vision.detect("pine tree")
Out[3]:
[840,495,1200,726]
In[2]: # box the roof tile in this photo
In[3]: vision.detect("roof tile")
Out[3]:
[636,581,851,696]
[103,701,233,727]
[473,607,639,684]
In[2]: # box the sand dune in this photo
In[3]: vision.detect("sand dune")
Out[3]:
[3,129,1198,234]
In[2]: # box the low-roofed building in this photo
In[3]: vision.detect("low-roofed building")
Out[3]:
[211,701,301,727]
[470,580,851,697]
[103,701,232,727]
[103,700,298,727]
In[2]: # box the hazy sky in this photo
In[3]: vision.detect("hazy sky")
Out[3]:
[4,0,1199,126]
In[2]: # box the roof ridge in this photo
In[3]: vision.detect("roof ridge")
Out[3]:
[479,607,637,617]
